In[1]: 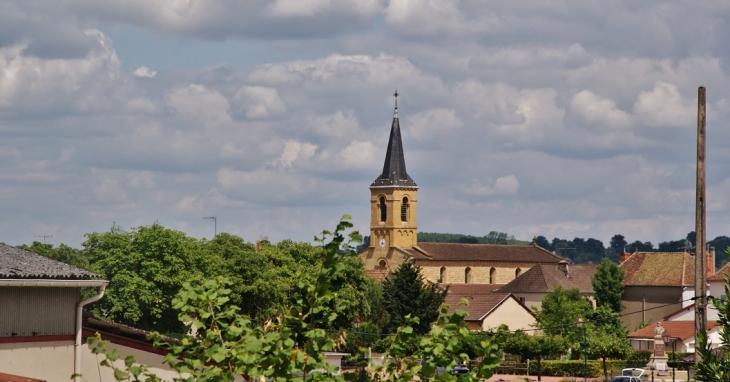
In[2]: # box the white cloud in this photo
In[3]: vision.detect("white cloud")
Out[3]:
[272,140,318,168]
[337,140,376,169]
[166,84,232,127]
[462,175,520,196]
[634,81,696,128]
[132,66,157,78]
[406,108,462,141]
[570,90,632,128]
[231,86,287,120]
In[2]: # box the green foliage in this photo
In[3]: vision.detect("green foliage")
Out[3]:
[381,262,447,335]
[503,331,568,362]
[84,223,203,335]
[87,217,502,382]
[417,231,527,245]
[695,275,730,382]
[19,241,94,271]
[584,325,631,379]
[591,258,625,313]
[525,360,603,378]
[533,287,593,344]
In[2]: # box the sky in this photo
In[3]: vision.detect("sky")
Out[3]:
[2,0,730,249]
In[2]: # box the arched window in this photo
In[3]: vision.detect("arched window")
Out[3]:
[465,267,472,284]
[401,197,409,222]
[378,259,388,270]
[379,197,387,222]
[515,268,522,278]
[440,267,446,283]
[489,268,496,284]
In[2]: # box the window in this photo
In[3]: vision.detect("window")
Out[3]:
[401,197,409,222]
[519,297,526,305]
[489,268,496,284]
[465,267,472,284]
[379,197,387,222]
[515,268,522,277]
[440,267,446,283]
[378,259,388,270]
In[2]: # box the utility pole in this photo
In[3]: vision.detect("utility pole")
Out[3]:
[34,235,53,243]
[694,86,707,364]
[204,216,217,237]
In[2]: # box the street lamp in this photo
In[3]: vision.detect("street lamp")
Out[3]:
[353,317,366,382]
[663,332,676,382]
[576,318,587,382]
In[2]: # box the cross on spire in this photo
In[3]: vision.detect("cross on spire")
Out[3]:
[394,90,399,117]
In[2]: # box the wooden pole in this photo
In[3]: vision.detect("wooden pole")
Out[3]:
[695,86,707,364]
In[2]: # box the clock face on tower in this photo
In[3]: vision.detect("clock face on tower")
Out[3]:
[379,238,386,248]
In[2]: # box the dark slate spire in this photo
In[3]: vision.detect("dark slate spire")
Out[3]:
[371,91,418,188]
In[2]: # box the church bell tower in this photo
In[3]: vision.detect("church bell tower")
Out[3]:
[369,91,418,255]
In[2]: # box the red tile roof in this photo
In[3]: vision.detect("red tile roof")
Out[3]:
[627,320,718,341]
[441,283,505,295]
[0,373,45,382]
[403,243,562,263]
[444,293,529,322]
[708,262,730,282]
[620,251,694,286]
[495,264,596,294]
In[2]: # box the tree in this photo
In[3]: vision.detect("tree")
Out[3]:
[503,331,568,381]
[591,258,625,313]
[87,217,503,382]
[382,262,448,335]
[585,324,631,379]
[709,236,730,267]
[626,240,653,252]
[534,287,593,345]
[84,223,204,335]
[534,236,552,251]
[19,241,94,271]
[609,234,627,257]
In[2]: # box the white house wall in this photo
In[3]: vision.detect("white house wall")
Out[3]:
[481,298,536,333]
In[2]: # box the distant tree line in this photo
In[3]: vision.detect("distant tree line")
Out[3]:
[534,231,730,266]
[417,231,528,245]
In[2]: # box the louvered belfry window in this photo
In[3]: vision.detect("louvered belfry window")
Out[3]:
[401,197,409,221]
[379,197,387,222]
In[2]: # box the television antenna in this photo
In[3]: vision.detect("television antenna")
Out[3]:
[34,235,53,243]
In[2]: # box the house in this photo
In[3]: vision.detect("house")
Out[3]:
[618,249,716,330]
[0,243,106,382]
[0,243,184,382]
[359,96,561,285]
[494,262,596,311]
[441,284,536,332]
[627,320,720,353]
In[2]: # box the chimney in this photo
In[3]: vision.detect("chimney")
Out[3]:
[620,252,631,264]
[707,247,715,278]
[557,260,569,276]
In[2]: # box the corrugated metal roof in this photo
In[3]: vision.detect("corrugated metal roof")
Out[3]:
[496,263,596,293]
[620,251,694,286]
[0,243,99,279]
[404,243,562,263]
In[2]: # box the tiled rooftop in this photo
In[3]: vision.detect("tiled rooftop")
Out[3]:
[496,263,596,294]
[708,262,730,282]
[0,243,99,279]
[404,243,562,263]
[621,251,694,286]
[441,283,504,295]
[443,293,517,322]
[628,320,718,341]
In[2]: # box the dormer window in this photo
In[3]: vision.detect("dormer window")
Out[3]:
[379,197,387,222]
[401,197,409,222]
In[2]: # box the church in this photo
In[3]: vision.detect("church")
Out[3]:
[359,94,562,285]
